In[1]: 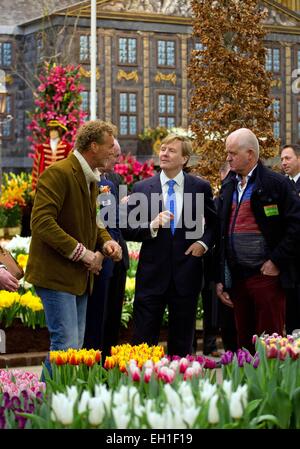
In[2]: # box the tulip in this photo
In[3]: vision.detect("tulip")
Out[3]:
[88,397,105,426]
[143,367,153,383]
[51,393,75,425]
[208,394,219,424]
[229,391,244,419]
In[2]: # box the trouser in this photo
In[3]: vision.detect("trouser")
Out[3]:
[35,287,88,380]
[231,274,285,353]
[102,262,127,360]
[132,281,199,357]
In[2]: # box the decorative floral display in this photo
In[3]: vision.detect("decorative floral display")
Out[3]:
[50,348,101,367]
[0,370,45,429]
[0,290,45,328]
[29,380,250,429]
[114,154,155,191]
[3,236,31,257]
[104,343,165,371]
[0,173,33,228]
[27,62,87,152]
[138,126,168,143]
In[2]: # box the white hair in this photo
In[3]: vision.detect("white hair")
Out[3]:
[226,128,259,159]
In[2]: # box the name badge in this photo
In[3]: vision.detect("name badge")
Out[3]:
[264,204,279,217]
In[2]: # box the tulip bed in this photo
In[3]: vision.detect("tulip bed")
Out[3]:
[1,334,300,429]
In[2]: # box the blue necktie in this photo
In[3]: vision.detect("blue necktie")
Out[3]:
[166,179,177,235]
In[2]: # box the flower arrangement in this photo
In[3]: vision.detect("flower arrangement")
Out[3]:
[0,290,45,328]
[3,236,31,257]
[0,369,45,429]
[27,62,87,152]
[0,173,33,228]
[138,126,168,142]
[114,153,155,191]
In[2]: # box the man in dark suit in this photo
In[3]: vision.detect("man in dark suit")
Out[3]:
[280,143,300,334]
[122,134,217,356]
[102,140,129,359]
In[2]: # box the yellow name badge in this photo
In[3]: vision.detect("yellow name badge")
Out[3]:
[264,204,279,217]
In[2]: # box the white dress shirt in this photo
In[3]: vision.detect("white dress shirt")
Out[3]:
[150,170,208,252]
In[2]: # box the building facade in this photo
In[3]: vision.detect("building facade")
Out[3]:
[0,0,300,172]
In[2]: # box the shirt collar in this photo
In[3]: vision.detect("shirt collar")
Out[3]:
[160,170,184,187]
[290,172,300,183]
[74,149,101,184]
[235,164,257,184]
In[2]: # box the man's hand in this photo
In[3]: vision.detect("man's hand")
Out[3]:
[0,268,19,292]
[81,249,103,274]
[102,240,122,262]
[185,242,206,257]
[151,211,174,231]
[216,282,234,308]
[260,260,280,276]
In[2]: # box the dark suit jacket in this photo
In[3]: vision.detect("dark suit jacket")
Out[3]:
[105,171,129,270]
[289,176,300,196]
[122,172,217,298]
[97,177,120,278]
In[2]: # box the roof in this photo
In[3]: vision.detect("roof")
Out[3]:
[1,0,299,30]
[0,0,79,27]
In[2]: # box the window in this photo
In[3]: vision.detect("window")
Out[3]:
[118,37,137,65]
[265,47,280,73]
[157,93,176,128]
[118,92,137,136]
[80,90,97,120]
[272,99,281,139]
[2,95,13,139]
[79,35,90,63]
[80,91,89,116]
[157,40,175,67]
[195,42,204,51]
[36,36,44,62]
[193,41,205,60]
[0,42,13,67]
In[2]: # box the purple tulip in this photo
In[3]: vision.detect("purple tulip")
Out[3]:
[220,351,234,365]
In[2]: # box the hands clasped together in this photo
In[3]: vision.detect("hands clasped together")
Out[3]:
[82,240,122,275]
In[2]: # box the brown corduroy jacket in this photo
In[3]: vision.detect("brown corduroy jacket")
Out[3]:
[25,153,112,295]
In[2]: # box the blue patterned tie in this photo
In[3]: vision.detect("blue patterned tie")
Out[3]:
[166,179,177,235]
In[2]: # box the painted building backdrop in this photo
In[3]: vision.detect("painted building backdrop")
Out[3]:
[0,0,300,172]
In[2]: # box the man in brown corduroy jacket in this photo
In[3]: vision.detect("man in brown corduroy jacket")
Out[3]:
[26,120,122,378]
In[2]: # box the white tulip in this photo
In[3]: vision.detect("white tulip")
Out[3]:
[51,393,75,425]
[200,380,217,402]
[147,411,164,429]
[66,385,78,402]
[164,384,181,409]
[229,392,244,419]
[112,407,130,428]
[182,406,200,428]
[78,390,91,414]
[208,394,219,424]
[88,397,105,426]
[94,384,112,409]
[222,379,232,399]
